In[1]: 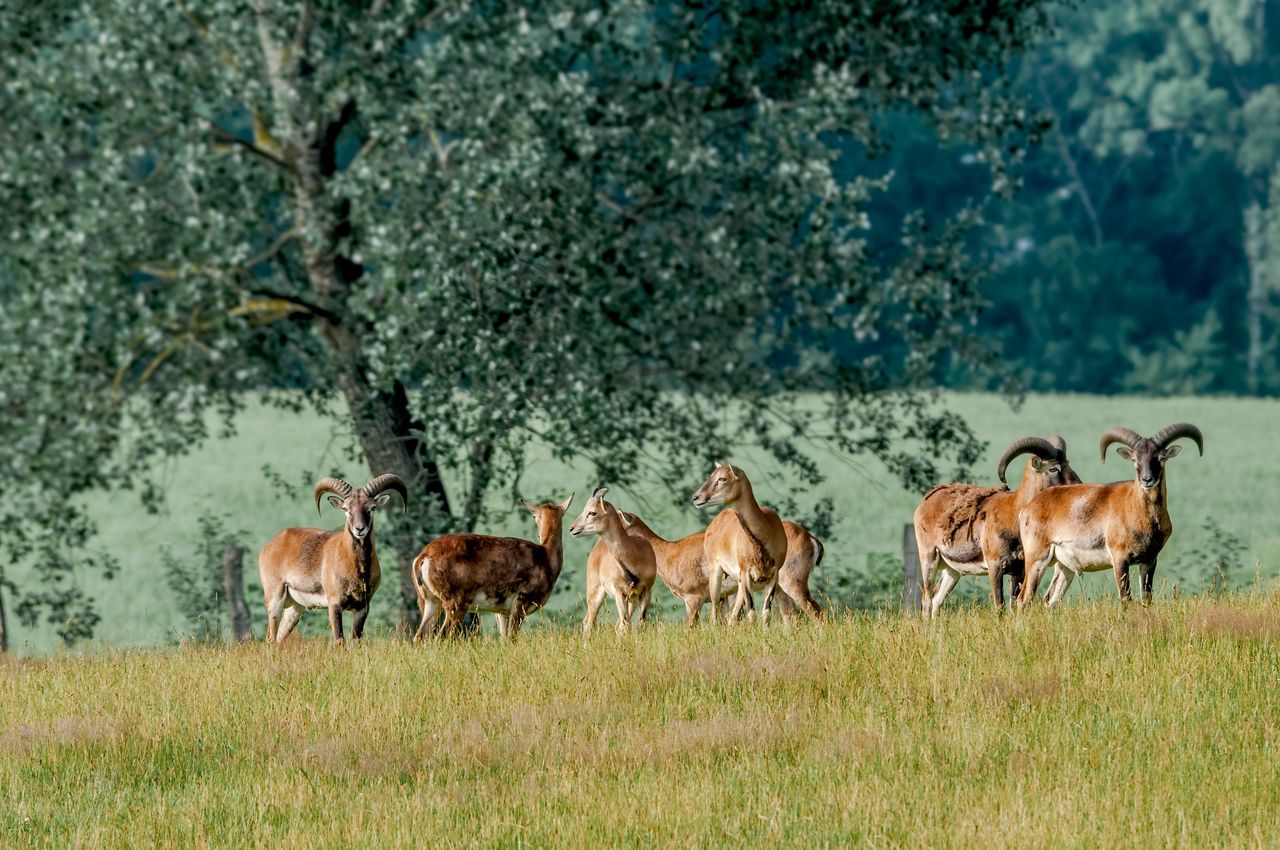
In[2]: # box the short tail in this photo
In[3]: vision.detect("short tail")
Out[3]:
[809,534,824,568]
[412,553,431,596]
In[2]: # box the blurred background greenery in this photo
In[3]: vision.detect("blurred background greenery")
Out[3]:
[2,0,1277,652]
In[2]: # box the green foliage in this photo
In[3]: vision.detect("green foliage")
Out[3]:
[159,514,254,644]
[1125,308,1228,394]
[1240,85,1280,175]
[1175,517,1248,593]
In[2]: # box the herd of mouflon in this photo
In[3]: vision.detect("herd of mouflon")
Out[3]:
[258,423,1203,643]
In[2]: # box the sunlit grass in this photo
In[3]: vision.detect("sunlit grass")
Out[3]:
[4,594,1279,848]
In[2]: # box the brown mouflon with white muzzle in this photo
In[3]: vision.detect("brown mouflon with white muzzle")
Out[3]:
[1017,424,1203,607]
[259,474,408,645]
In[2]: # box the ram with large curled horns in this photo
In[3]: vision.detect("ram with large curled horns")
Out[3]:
[913,436,1082,618]
[258,474,408,645]
[1016,424,1203,607]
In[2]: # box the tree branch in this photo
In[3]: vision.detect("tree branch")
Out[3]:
[1036,65,1103,248]
[244,226,299,269]
[236,285,341,323]
[207,121,294,172]
[293,0,314,59]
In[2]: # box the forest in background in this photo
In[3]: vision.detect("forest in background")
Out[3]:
[871,0,1280,395]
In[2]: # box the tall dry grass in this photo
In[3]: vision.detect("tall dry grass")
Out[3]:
[4,593,1280,848]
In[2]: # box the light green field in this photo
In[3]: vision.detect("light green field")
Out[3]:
[3,596,1279,848]
[7,392,1278,653]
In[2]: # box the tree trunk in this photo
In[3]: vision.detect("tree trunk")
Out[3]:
[222,545,253,643]
[256,13,456,627]
[1245,201,1265,395]
[320,323,455,625]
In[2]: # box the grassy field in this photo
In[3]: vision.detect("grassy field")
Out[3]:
[7,392,1279,653]
[3,595,1279,848]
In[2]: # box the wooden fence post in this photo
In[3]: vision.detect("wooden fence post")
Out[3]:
[902,523,922,615]
[222,545,253,642]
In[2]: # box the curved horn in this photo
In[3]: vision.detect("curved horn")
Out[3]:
[362,473,409,512]
[996,437,1061,484]
[1099,427,1142,463]
[1152,423,1204,456]
[314,477,353,516]
[1048,435,1067,457]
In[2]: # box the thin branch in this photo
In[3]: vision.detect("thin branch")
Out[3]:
[350,134,380,169]
[427,126,456,172]
[240,286,341,323]
[1094,157,1133,219]
[1036,65,1103,248]
[207,121,294,172]
[293,0,314,59]
[244,226,299,269]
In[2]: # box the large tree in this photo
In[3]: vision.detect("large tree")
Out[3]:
[0,0,1048,642]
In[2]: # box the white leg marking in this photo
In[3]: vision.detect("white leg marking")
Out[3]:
[1046,568,1075,607]
[929,568,962,619]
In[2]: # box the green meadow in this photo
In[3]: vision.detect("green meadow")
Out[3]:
[4,596,1280,848]
[7,392,1277,653]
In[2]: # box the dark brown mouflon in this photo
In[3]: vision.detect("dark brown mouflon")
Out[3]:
[412,494,573,640]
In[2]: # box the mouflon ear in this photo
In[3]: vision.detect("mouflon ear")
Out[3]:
[327,495,345,510]
[558,492,575,512]
[1115,446,1135,462]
